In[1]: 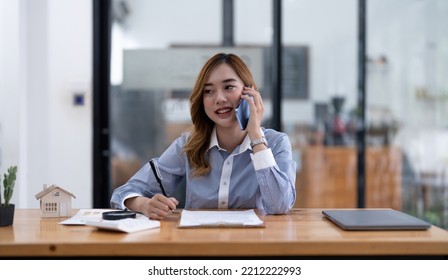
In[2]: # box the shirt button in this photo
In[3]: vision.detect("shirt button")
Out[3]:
[227,161,230,165]
[223,181,227,185]
[221,201,226,205]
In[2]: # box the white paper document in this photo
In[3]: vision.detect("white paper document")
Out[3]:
[61,209,160,233]
[60,209,145,225]
[85,218,160,233]
[178,209,264,228]
[59,209,110,225]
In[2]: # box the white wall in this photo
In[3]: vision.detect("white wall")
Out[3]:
[45,0,92,209]
[0,0,26,205]
[0,0,92,209]
[25,0,49,207]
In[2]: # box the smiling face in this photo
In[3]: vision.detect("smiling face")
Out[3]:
[202,63,244,130]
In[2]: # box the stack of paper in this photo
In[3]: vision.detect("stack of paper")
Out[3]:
[59,209,109,225]
[178,209,264,228]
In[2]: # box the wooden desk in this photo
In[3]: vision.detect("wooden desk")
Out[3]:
[1,209,448,257]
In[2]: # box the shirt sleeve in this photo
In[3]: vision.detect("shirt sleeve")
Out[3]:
[250,148,276,170]
[110,135,187,209]
[250,132,297,214]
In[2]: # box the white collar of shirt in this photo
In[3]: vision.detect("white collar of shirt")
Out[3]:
[208,127,252,153]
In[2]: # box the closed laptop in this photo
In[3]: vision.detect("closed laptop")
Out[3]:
[322,209,431,230]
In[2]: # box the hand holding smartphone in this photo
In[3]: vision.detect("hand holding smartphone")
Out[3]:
[235,96,251,130]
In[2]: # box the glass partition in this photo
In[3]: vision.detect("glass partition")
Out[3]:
[367,0,448,228]
[282,0,360,209]
[107,0,448,228]
[280,0,448,229]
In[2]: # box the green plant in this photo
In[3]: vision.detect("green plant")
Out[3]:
[1,166,17,206]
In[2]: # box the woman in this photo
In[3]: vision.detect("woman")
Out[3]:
[111,53,296,219]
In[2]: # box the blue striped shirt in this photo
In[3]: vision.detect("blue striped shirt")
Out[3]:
[110,127,296,214]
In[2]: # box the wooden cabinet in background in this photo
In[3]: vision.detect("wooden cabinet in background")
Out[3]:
[295,146,402,210]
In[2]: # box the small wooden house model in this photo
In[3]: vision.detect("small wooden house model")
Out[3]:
[35,184,76,218]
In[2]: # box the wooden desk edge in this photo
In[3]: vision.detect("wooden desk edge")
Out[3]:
[1,241,448,257]
[1,209,448,257]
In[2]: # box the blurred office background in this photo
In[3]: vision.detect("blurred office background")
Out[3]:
[1,0,447,228]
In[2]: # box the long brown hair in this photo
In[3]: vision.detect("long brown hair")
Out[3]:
[183,53,257,177]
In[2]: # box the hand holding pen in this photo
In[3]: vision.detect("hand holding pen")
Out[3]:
[146,159,178,219]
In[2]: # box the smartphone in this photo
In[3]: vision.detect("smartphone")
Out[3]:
[235,97,250,130]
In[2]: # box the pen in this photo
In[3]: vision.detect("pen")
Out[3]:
[149,159,168,197]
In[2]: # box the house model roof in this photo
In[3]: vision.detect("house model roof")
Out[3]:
[35,184,76,200]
